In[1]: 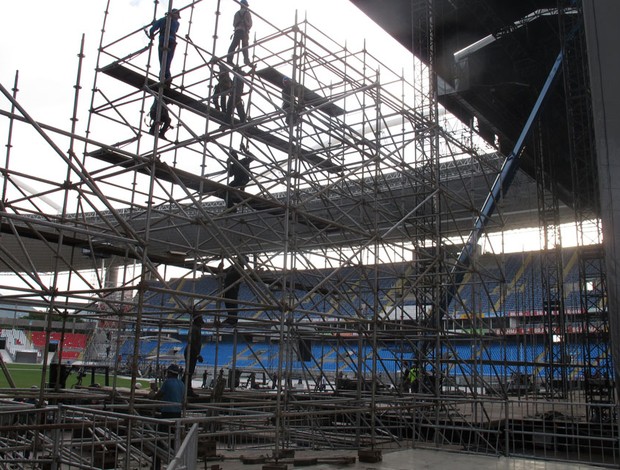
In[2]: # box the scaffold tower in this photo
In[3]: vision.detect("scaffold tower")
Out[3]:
[0,1,616,468]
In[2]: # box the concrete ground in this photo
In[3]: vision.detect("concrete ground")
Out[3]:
[209,447,610,470]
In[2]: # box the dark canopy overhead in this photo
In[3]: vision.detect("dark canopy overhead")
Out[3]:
[351,0,595,213]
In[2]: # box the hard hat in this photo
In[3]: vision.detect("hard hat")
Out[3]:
[171,8,181,18]
[240,0,249,6]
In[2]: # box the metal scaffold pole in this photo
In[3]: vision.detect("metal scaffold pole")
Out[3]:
[0,1,617,467]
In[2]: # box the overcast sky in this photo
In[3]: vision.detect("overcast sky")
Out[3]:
[0,1,568,284]
[0,1,422,289]
[0,0,416,218]
[1,0,412,128]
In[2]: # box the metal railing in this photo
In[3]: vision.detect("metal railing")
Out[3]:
[0,392,617,469]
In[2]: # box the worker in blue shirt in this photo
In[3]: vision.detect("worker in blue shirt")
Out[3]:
[149,363,184,469]
[149,8,181,83]
[151,363,185,418]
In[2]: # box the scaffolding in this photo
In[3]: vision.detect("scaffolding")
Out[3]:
[0,1,617,468]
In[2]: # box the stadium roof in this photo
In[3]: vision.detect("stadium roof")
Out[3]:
[350,0,596,212]
[0,155,572,273]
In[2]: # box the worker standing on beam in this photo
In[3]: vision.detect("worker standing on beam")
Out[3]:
[184,314,204,397]
[220,255,248,326]
[212,63,232,112]
[148,97,172,139]
[228,144,255,191]
[224,144,255,210]
[224,66,248,125]
[226,0,253,66]
[281,76,304,126]
[149,8,181,84]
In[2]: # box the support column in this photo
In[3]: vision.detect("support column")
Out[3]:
[583,0,620,396]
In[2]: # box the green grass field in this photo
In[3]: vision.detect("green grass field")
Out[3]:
[0,363,151,389]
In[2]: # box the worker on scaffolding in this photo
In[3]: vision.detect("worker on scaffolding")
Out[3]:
[223,66,248,126]
[281,76,304,126]
[211,62,232,113]
[228,145,254,189]
[226,0,253,66]
[149,8,181,84]
[224,144,255,209]
[407,364,419,393]
[184,314,204,397]
[220,256,248,326]
[401,361,411,393]
[148,97,173,139]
